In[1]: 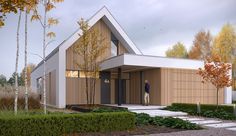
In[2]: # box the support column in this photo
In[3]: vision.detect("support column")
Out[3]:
[118,68,122,106]
[140,71,143,105]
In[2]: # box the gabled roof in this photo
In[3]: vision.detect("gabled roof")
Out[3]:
[60,6,142,54]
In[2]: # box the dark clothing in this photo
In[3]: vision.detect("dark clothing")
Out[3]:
[145,83,150,93]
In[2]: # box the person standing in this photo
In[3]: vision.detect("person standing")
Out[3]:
[144,80,150,106]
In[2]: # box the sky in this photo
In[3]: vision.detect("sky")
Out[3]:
[0,0,236,78]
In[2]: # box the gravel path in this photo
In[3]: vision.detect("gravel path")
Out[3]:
[146,128,236,136]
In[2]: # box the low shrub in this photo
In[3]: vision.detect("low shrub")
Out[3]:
[152,116,202,130]
[135,113,152,126]
[165,103,236,120]
[0,112,135,136]
[134,113,201,130]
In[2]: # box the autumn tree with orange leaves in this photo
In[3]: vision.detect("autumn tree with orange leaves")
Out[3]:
[197,55,232,109]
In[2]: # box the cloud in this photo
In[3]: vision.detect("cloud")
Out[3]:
[0,0,236,78]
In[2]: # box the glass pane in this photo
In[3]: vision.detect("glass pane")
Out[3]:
[79,71,99,78]
[66,71,78,78]
[111,41,117,57]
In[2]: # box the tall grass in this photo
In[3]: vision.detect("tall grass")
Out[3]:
[0,85,40,110]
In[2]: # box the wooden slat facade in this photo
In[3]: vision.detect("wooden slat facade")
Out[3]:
[66,78,101,105]
[65,19,129,105]
[160,68,224,105]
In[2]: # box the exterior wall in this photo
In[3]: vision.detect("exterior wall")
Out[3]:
[31,51,59,107]
[66,20,129,71]
[160,68,224,105]
[66,78,101,104]
[65,19,130,105]
[143,69,162,105]
[128,69,161,105]
[127,68,225,106]
[129,72,141,104]
[46,70,56,105]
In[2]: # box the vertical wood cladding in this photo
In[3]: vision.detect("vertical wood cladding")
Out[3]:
[46,70,56,105]
[65,19,130,105]
[160,68,224,105]
[66,78,101,105]
[66,19,129,71]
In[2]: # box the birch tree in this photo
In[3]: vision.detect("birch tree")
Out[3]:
[14,11,22,115]
[31,0,63,114]
[24,0,38,112]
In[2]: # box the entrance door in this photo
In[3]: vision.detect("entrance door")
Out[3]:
[101,72,111,104]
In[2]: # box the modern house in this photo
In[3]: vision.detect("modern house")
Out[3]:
[31,7,232,108]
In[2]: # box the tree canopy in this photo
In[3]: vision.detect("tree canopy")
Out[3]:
[188,30,212,60]
[212,23,236,63]
[165,42,188,58]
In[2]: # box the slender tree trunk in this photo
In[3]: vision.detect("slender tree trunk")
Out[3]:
[216,88,219,110]
[14,11,22,115]
[85,76,89,104]
[24,11,28,112]
[93,77,96,105]
[43,0,47,114]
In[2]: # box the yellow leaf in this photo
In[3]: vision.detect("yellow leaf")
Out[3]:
[47,32,56,38]
[46,2,55,11]
[48,17,59,26]
[31,14,41,21]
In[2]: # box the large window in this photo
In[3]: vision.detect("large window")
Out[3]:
[79,71,99,78]
[66,70,79,78]
[66,70,99,78]
[111,32,118,57]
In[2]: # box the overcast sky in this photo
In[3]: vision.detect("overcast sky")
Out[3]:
[0,0,236,78]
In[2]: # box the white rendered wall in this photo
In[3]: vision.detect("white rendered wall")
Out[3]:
[31,51,60,107]
[224,69,232,104]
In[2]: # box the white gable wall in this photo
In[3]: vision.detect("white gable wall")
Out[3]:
[31,51,60,107]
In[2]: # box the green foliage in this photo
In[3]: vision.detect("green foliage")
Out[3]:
[165,103,236,120]
[92,107,128,113]
[152,116,202,130]
[135,113,152,126]
[201,109,236,120]
[0,96,40,110]
[7,72,24,86]
[134,113,201,130]
[0,74,7,87]
[0,112,135,136]
[165,42,188,58]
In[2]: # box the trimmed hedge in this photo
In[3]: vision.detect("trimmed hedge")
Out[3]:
[0,112,135,136]
[165,103,236,120]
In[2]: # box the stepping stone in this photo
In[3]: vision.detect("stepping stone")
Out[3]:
[204,123,236,128]
[191,120,222,125]
[184,118,205,121]
[174,116,189,119]
[132,110,187,117]
[226,127,236,131]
